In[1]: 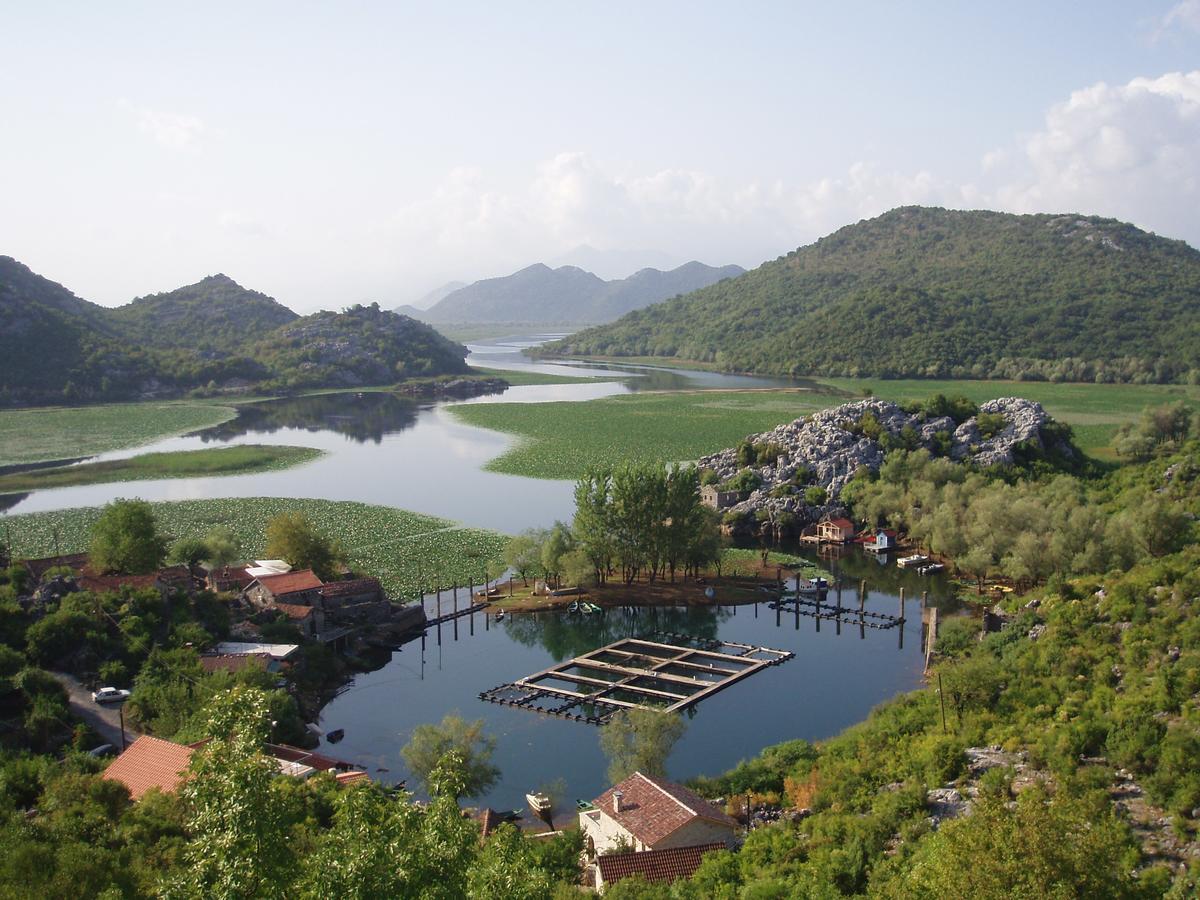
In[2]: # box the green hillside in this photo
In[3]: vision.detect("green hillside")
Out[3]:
[108,273,299,351]
[0,258,469,405]
[546,207,1200,384]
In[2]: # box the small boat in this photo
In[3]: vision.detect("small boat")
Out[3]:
[494,610,506,621]
[917,563,945,575]
[526,792,552,815]
[576,799,596,811]
[584,602,603,614]
[896,554,929,569]
[326,728,345,743]
[568,601,579,613]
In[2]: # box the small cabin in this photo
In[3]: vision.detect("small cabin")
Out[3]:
[700,485,742,510]
[866,529,897,552]
[816,516,855,544]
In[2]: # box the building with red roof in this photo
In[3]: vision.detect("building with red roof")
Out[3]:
[580,771,739,856]
[101,735,197,800]
[243,569,324,609]
[596,843,726,892]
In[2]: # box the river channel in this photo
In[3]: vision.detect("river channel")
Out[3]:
[4,335,946,812]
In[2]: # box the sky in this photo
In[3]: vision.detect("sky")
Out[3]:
[2,1,1199,311]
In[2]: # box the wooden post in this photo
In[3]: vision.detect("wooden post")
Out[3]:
[937,671,948,734]
[924,607,938,674]
[898,588,905,650]
[835,580,842,636]
[119,704,127,752]
[436,584,442,617]
[921,590,927,610]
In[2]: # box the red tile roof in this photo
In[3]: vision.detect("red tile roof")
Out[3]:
[78,572,161,593]
[592,772,739,847]
[265,743,354,772]
[826,517,854,530]
[254,569,323,597]
[199,653,271,674]
[275,602,315,620]
[319,577,383,599]
[20,553,89,581]
[597,843,726,887]
[102,735,195,800]
[209,566,254,588]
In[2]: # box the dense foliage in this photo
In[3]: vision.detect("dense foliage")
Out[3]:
[547,207,1200,384]
[0,256,469,406]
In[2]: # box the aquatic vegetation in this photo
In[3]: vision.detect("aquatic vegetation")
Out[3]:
[2,497,505,600]
[0,401,239,466]
[0,445,322,493]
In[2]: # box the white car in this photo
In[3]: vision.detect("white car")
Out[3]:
[91,687,131,704]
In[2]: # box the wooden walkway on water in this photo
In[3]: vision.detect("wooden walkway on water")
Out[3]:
[478,632,793,725]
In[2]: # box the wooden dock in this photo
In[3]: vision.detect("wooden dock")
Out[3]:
[479,632,793,725]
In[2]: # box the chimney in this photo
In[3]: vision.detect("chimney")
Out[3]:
[612,790,623,814]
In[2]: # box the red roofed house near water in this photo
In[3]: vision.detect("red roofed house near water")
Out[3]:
[580,771,739,857]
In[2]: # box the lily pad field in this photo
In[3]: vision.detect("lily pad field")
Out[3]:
[1,497,505,600]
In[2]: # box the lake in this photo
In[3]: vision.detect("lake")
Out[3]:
[3,335,943,811]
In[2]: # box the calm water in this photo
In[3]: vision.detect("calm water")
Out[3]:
[320,545,949,810]
[3,336,935,809]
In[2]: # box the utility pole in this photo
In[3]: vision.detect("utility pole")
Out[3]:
[118,703,127,751]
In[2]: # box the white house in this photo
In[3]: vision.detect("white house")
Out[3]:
[579,771,739,857]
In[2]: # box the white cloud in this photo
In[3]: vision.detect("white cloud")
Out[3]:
[982,71,1200,239]
[374,70,1200,288]
[1161,0,1200,35]
[119,99,205,150]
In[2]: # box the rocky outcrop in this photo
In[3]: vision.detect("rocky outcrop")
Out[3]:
[698,397,1054,535]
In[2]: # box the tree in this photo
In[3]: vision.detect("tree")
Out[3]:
[503,530,545,586]
[204,526,242,567]
[880,787,1142,899]
[88,499,167,575]
[599,709,686,784]
[167,536,210,567]
[265,512,343,580]
[540,522,575,588]
[166,686,291,899]
[401,714,500,800]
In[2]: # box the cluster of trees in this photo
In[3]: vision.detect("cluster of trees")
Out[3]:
[502,464,724,589]
[573,464,722,585]
[1114,401,1198,461]
[548,208,1200,384]
[843,447,1193,589]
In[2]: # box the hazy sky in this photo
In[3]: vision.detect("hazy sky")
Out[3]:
[2,2,1199,311]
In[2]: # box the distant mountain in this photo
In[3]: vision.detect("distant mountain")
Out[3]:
[419,261,744,325]
[0,257,470,406]
[109,274,299,351]
[547,245,683,280]
[546,207,1200,384]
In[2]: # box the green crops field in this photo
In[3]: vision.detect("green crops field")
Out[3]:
[0,401,239,467]
[449,389,834,479]
[0,445,322,493]
[3,497,505,601]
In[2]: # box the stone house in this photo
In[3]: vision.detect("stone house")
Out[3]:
[243,570,324,610]
[580,771,739,857]
[699,485,743,510]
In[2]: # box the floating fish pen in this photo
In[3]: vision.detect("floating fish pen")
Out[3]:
[478,632,794,725]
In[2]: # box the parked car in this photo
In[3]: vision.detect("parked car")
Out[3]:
[91,687,130,704]
[87,744,116,757]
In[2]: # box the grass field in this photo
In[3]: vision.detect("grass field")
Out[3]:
[449,389,832,479]
[450,378,1193,479]
[0,402,240,467]
[0,445,322,494]
[2,497,505,601]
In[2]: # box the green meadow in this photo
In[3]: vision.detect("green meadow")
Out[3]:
[3,497,505,601]
[0,445,322,494]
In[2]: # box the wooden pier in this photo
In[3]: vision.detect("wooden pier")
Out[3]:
[479,632,793,725]
[426,601,488,627]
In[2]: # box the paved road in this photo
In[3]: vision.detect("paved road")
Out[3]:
[52,673,140,750]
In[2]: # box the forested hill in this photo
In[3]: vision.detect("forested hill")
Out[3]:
[0,257,470,405]
[416,260,744,324]
[545,207,1200,384]
[108,274,299,350]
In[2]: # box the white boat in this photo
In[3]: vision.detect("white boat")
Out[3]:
[896,554,929,569]
[917,563,945,575]
[526,792,552,814]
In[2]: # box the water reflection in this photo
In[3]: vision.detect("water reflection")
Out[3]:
[501,605,731,662]
[194,392,422,445]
